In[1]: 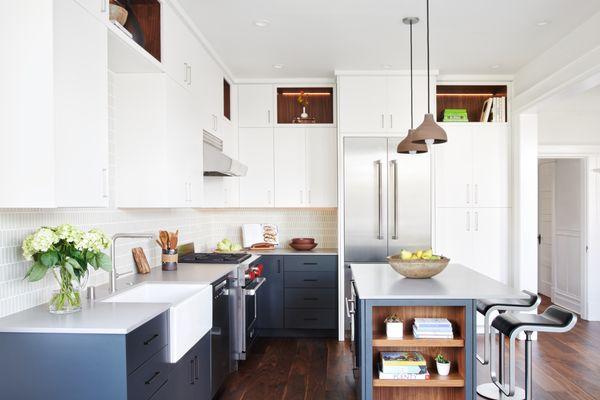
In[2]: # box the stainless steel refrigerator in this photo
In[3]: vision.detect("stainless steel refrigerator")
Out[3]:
[344,137,431,262]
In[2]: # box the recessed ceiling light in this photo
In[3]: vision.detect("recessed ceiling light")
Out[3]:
[382,64,393,69]
[536,20,549,27]
[490,64,501,70]
[272,64,284,69]
[253,19,270,28]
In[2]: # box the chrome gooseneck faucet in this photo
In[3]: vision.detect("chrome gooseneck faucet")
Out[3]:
[109,233,155,293]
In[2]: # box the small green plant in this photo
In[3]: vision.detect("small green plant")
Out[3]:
[435,354,449,364]
[384,314,402,323]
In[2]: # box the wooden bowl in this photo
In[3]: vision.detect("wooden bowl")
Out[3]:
[291,237,315,244]
[386,255,450,279]
[290,242,318,251]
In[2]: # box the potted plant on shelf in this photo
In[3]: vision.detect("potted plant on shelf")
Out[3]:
[435,354,451,376]
[22,224,112,314]
[384,314,404,339]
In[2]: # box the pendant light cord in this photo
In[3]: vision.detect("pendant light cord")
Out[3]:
[410,20,414,129]
[426,0,431,114]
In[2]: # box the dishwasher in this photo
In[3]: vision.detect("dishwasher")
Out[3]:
[211,274,232,398]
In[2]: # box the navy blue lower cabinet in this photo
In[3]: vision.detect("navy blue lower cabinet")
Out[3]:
[256,256,284,329]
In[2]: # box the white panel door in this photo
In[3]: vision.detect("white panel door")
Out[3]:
[306,128,337,207]
[434,124,473,207]
[338,76,387,133]
[472,208,510,282]
[162,2,193,89]
[538,161,555,297]
[386,76,411,134]
[239,128,274,207]
[238,85,274,127]
[0,1,55,207]
[434,208,473,266]
[274,128,307,207]
[54,0,109,207]
[472,124,510,207]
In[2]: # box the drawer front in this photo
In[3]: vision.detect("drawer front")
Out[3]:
[127,346,170,400]
[285,309,337,330]
[126,312,168,375]
[284,255,337,272]
[285,271,337,288]
[285,288,336,309]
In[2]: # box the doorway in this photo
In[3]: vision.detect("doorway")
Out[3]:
[537,158,585,314]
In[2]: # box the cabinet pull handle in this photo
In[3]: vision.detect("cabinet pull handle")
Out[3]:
[304,297,319,301]
[304,318,318,321]
[184,63,188,83]
[466,211,470,232]
[376,160,384,239]
[143,333,159,345]
[194,355,199,380]
[188,65,192,85]
[466,184,470,204]
[390,114,393,129]
[475,211,479,231]
[267,110,271,124]
[145,371,161,385]
[101,168,108,198]
[391,160,398,240]
[303,279,318,282]
[277,259,281,273]
[190,359,195,384]
[303,262,318,265]
[381,114,385,129]
[474,184,478,204]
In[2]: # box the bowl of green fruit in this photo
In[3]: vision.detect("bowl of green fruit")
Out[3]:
[215,238,244,253]
[387,249,450,279]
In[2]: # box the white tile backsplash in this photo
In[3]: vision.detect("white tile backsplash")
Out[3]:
[0,73,337,318]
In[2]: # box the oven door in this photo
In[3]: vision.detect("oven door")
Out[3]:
[241,277,266,357]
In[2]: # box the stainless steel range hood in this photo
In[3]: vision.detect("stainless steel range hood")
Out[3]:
[203,131,247,177]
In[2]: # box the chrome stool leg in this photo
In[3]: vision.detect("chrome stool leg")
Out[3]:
[479,331,524,400]
[525,332,533,400]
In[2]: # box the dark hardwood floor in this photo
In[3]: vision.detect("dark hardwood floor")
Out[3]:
[217,295,599,400]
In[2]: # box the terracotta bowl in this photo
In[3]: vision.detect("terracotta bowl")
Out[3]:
[290,242,318,251]
[386,255,450,279]
[291,238,315,244]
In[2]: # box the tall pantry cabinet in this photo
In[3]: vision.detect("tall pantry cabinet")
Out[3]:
[433,123,511,283]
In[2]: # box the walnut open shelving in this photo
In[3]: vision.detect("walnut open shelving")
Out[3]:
[372,334,464,348]
[373,372,465,388]
[436,84,507,123]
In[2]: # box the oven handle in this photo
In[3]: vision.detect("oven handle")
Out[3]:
[243,277,266,296]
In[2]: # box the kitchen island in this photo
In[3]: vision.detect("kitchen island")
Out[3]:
[350,263,525,400]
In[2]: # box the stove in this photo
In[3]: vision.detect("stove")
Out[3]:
[179,252,252,264]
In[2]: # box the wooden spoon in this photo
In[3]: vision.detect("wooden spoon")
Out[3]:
[159,230,169,250]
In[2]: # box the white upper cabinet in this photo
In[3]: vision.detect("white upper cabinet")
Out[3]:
[74,0,109,21]
[274,128,307,207]
[306,128,337,207]
[435,123,510,208]
[238,85,274,127]
[162,2,195,90]
[338,76,387,133]
[338,75,433,134]
[239,128,275,207]
[54,0,109,207]
[0,0,109,208]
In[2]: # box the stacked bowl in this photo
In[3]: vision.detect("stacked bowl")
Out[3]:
[289,238,318,251]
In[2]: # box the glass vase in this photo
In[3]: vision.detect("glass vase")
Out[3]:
[48,266,88,314]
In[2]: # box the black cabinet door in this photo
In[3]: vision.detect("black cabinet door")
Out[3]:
[256,256,284,329]
[193,333,211,400]
[168,349,196,400]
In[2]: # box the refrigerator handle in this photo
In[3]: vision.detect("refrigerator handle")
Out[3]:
[391,160,398,240]
[376,160,384,240]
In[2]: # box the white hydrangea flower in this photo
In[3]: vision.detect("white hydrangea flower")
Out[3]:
[55,224,84,244]
[77,228,111,253]
[22,228,59,260]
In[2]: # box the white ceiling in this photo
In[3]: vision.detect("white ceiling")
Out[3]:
[179,0,600,79]
[540,85,600,112]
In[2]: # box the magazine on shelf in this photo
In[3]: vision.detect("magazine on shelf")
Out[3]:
[413,318,452,328]
[378,368,431,380]
[380,351,427,367]
[380,363,428,375]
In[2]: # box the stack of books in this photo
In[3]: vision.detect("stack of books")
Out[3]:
[480,96,507,122]
[378,351,430,380]
[413,318,454,339]
[443,108,469,122]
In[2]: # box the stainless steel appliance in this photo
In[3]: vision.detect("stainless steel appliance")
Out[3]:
[344,137,431,261]
[203,131,248,177]
[211,275,232,398]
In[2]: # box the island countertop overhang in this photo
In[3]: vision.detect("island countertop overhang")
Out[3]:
[351,263,526,300]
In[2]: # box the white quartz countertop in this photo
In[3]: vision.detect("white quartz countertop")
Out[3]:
[248,247,337,256]
[0,255,261,335]
[351,263,526,300]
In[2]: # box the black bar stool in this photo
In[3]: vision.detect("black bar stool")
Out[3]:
[476,291,540,400]
[490,305,577,399]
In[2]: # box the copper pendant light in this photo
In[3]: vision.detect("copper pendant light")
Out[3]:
[411,0,447,147]
[397,17,428,155]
